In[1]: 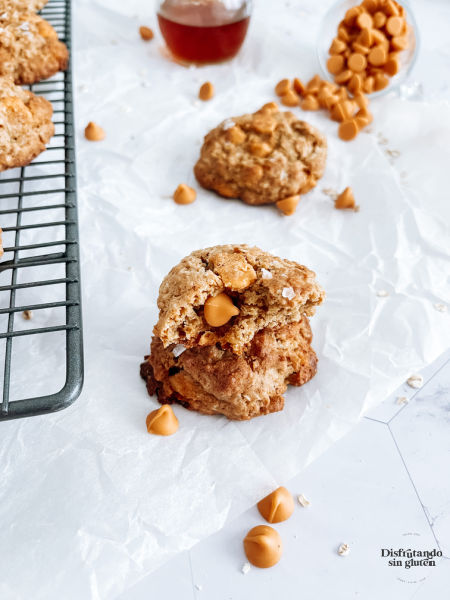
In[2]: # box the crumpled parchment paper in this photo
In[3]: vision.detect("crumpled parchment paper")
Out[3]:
[0,0,449,598]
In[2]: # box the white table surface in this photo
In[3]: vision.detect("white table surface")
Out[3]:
[96,0,449,597]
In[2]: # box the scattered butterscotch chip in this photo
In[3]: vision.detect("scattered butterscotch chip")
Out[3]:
[280,89,300,107]
[334,69,353,84]
[329,37,347,55]
[275,78,291,96]
[257,487,295,523]
[139,25,154,41]
[243,525,282,568]
[327,55,345,75]
[293,77,306,96]
[384,56,400,76]
[276,195,300,216]
[84,121,105,141]
[373,10,387,28]
[374,72,389,91]
[300,94,319,111]
[335,186,356,209]
[22,310,32,320]
[146,404,178,436]
[199,81,214,101]
[204,292,239,327]
[368,46,387,67]
[338,119,359,141]
[173,183,196,205]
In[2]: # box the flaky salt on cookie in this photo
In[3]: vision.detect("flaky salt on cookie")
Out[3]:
[153,244,324,354]
[194,103,327,207]
[0,76,54,171]
[0,9,68,85]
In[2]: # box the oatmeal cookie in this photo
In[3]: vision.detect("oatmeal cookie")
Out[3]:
[194,103,327,205]
[0,9,68,85]
[0,76,54,171]
[0,1,48,11]
[141,318,317,420]
[154,244,324,354]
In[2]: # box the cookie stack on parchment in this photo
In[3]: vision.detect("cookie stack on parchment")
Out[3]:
[140,244,324,420]
[0,0,68,172]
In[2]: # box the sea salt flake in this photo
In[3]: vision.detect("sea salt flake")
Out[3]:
[241,562,251,574]
[18,22,29,31]
[396,396,408,405]
[280,169,287,181]
[261,268,272,280]
[338,543,350,556]
[297,494,310,507]
[172,344,186,358]
[376,289,389,297]
[407,374,423,389]
[434,303,447,313]
[282,287,295,300]
[222,118,235,130]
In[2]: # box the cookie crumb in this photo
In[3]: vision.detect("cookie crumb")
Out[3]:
[434,303,447,313]
[139,26,154,41]
[407,374,423,389]
[241,562,251,574]
[338,543,350,556]
[396,396,408,405]
[22,310,32,320]
[84,122,105,141]
[323,187,338,200]
[172,344,186,358]
[261,268,273,280]
[282,287,296,300]
[297,493,310,507]
[376,289,389,297]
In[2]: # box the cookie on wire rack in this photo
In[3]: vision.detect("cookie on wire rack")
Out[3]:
[0,9,68,85]
[0,75,54,171]
[0,0,48,11]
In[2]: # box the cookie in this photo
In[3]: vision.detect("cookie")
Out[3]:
[154,244,324,354]
[0,1,48,11]
[194,104,327,205]
[0,76,54,171]
[0,9,68,85]
[141,318,317,420]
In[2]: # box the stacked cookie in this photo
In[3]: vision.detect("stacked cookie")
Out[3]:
[0,0,68,171]
[141,244,324,420]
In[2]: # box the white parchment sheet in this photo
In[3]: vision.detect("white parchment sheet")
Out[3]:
[0,0,449,598]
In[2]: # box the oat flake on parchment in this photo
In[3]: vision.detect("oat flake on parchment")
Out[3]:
[407,374,423,389]
[376,290,389,297]
[337,543,350,556]
[434,303,447,313]
[396,396,408,405]
[297,494,310,507]
[322,187,338,201]
[241,562,251,575]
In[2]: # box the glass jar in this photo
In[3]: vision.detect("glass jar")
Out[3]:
[157,0,252,64]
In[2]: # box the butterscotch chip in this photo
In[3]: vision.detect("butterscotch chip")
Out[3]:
[275,79,291,96]
[0,76,54,171]
[390,35,408,50]
[337,86,349,102]
[293,78,306,96]
[354,92,369,109]
[173,183,196,205]
[384,56,400,76]
[358,28,373,47]
[352,42,370,55]
[244,525,282,568]
[152,244,325,354]
[317,87,337,109]
[250,141,272,157]
[0,9,68,85]
[280,89,300,107]
[199,81,214,101]
[257,487,295,523]
[355,108,373,127]
[85,121,105,141]
[363,76,374,93]
[344,6,360,26]
[361,0,378,12]
[348,73,363,95]
[356,12,373,29]
[372,29,389,49]
[348,52,367,73]
[195,108,327,206]
[373,10,387,28]
[330,102,347,122]
[338,119,359,141]
[204,292,239,327]
[306,74,322,93]
[334,69,352,84]
[368,46,387,66]
[338,26,350,42]
[329,37,347,55]
[139,25,154,41]
[146,405,178,435]
[276,195,300,216]
[374,72,389,91]
[335,186,356,209]
[259,102,279,113]
[142,317,319,420]
[228,125,246,144]
[384,0,400,17]
[386,15,403,36]
[327,55,345,75]
[300,94,319,111]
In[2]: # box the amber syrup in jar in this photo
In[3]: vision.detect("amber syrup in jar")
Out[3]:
[157,0,251,64]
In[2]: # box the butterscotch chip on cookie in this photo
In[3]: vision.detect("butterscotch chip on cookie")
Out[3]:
[0,10,68,85]
[141,318,317,420]
[194,105,327,206]
[153,244,324,354]
[0,76,54,171]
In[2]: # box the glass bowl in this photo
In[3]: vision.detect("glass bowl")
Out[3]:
[316,0,420,99]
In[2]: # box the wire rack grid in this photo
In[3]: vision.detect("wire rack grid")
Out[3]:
[0,0,83,421]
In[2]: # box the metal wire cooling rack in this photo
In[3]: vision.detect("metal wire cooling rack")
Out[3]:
[0,0,83,421]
